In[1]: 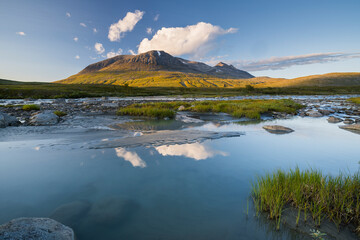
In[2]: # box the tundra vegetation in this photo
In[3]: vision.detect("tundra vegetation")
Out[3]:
[348,97,360,105]
[117,99,303,119]
[22,104,40,111]
[252,168,360,233]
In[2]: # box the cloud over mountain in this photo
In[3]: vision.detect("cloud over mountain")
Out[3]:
[94,42,105,54]
[137,22,237,56]
[108,10,144,41]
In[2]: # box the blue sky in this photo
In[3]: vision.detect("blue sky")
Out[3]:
[1,0,360,82]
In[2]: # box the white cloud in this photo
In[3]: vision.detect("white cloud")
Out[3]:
[75,55,80,59]
[154,14,159,21]
[232,52,360,71]
[106,48,123,58]
[73,37,78,42]
[80,23,87,27]
[115,147,146,168]
[66,12,71,18]
[155,143,228,161]
[138,22,237,56]
[146,27,153,34]
[128,49,136,55]
[16,32,26,36]
[93,28,97,33]
[108,10,145,41]
[94,42,105,54]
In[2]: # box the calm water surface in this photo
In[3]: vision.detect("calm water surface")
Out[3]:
[0,116,359,240]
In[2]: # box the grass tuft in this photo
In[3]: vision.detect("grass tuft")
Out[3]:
[53,110,67,117]
[252,167,360,231]
[22,104,40,111]
[348,97,360,105]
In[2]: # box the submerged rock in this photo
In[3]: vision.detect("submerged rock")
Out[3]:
[327,116,342,123]
[0,217,75,240]
[263,125,294,134]
[0,112,20,128]
[29,111,59,126]
[85,197,140,227]
[50,200,91,227]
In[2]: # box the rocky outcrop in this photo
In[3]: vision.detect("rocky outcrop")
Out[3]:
[263,125,294,134]
[0,112,20,128]
[0,218,75,240]
[29,111,59,126]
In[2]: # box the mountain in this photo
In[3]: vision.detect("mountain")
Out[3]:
[58,50,254,87]
[57,51,360,88]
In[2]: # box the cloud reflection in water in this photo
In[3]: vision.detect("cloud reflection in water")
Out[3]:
[114,148,146,168]
[155,142,228,161]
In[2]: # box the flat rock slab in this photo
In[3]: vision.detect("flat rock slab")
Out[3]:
[263,125,294,134]
[89,130,243,149]
[339,124,360,134]
[0,217,75,240]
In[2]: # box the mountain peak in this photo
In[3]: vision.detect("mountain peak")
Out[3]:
[78,50,254,79]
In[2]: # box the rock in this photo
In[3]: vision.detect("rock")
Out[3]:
[50,200,91,227]
[29,111,59,126]
[178,105,186,111]
[343,119,355,125]
[0,217,75,240]
[0,112,20,128]
[339,124,360,133]
[327,116,342,123]
[263,125,294,134]
[306,110,323,117]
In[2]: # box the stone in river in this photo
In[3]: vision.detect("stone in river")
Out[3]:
[306,110,323,117]
[339,124,360,133]
[0,217,75,240]
[263,125,294,134]
[327,116,342,123]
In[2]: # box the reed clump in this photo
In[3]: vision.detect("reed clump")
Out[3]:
[252,168,360,231]
[117,99,303,119]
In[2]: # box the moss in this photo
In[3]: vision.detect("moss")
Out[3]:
[53,110,67,117]
[22,104,40,111]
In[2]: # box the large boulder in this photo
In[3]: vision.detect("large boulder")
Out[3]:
[0,112,20,128]
[263,125,294,134]
[0,217,75,240]
[29,111,59,126]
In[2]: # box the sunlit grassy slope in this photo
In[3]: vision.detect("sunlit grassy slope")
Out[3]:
[57,71,360,88]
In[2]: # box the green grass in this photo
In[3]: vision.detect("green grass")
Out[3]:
[117,99,303,119]
[117,107,176,119]
[53,110,67,117]
[252,167,360,232]
[348,97,360,104]
[22,104,40,111]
